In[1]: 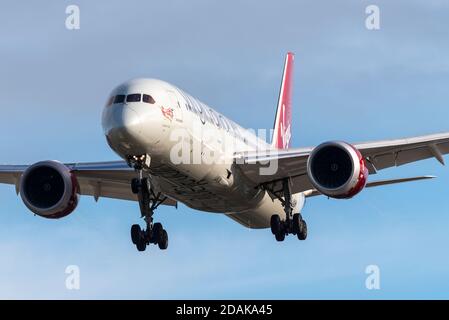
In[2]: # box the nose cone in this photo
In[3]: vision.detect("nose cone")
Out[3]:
[115,105,141,130]
[102,105,146,155]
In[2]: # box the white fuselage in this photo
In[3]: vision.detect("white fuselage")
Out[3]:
[102,78,296,228]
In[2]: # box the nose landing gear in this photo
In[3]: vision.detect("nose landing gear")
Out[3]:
[130,177,169,251]
[128,155,169,252]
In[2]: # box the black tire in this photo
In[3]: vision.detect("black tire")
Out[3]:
[298,220,308,241]
[270,215,282,235]
[131,178,141,194]
[152,222,164,244]
[136,238,147,251]
[292,213,302,235]
[275,231,285,242]
[158,229,169,250]
[130,224,141,245]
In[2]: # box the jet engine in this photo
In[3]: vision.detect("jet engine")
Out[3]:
[19,161,79,219]
[307,141,368,199]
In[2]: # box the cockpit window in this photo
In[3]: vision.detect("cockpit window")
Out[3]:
[126,94,141,102]
[143,94,155,104]
[113,95,125,104]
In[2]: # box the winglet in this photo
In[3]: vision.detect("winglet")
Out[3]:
[271,52,294,149]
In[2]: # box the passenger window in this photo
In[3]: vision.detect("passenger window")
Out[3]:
[126,94,141,102]
[143,94,155,104]
[114,95,125,104]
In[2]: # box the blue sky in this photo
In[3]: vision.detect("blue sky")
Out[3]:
[1,0,449,299]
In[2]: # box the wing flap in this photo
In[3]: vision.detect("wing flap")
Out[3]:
[76,177,177,206]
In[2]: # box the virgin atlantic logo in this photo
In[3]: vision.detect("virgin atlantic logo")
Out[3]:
[278,103,291,149]
[161,106,174,121]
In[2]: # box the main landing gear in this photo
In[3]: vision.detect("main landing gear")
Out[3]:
[129,156,168,252]
[270,179,308,242]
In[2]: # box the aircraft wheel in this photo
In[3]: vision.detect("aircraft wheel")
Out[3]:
[270,215,282,235]
[158,229,169,250]
[298,220,308,241]
[275,231,285,242]
[131,224,142,245]
[152,222,164,244]
[136,238,147,251]
[292,213,302,235]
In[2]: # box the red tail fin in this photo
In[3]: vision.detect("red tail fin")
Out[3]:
[271,52,294,149]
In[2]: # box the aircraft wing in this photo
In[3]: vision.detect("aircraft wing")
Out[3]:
[235,132,449,195]
[0,161,177,206]
[303,175,436,198]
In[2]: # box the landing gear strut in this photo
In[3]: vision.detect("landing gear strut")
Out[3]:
[128,155,169,252]
[270,179,307,242]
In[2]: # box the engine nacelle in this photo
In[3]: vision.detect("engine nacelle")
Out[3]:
[307,141,368,199]
[20,161,79,219]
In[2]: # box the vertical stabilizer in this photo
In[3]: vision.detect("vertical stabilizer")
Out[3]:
[271,52,294,149]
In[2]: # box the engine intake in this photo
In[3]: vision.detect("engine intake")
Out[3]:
[307,141,368,199]
[20,161,79,219]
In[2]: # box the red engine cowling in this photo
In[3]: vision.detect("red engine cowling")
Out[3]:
[307,141,368,199]
[19,161,79,219]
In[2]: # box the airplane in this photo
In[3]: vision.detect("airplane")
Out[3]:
[1,52,449,252]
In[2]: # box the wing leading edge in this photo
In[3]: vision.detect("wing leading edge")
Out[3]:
[235,132,449,195]
[0,132,448,203]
